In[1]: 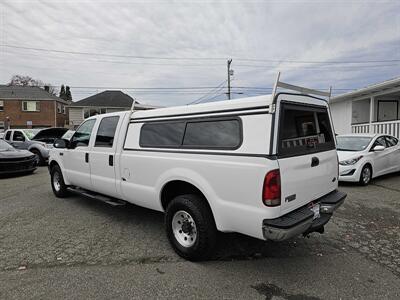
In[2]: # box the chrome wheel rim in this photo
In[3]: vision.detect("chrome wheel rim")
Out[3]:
[172,210,197,247]
[362,167,371,184]
[53,171,61,192]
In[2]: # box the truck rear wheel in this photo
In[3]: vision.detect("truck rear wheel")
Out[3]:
[50,165,68,198]
[165,194,217,261]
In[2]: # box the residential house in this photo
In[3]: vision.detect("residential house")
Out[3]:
[68,90,156,127]
[0,85,69,129]
[330,77,400,139]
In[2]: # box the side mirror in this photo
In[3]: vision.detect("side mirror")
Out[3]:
[54,138,70,149]
[372,145,385,152]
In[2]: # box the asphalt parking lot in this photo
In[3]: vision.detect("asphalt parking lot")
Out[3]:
[0,167,399,299]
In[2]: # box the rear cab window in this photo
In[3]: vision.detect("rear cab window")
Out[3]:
[95,116,120,148]
[278,102,335,157]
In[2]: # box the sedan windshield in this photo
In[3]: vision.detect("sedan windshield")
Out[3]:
[336,136,372,151]
[0,139,14,151]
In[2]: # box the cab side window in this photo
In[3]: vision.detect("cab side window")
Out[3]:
[94,116,119,148]
[70,119,96,148]
[5,131,11,140]
[13,131,25,142]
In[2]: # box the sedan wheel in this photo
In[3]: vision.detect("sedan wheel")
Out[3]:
[359,165,372,186]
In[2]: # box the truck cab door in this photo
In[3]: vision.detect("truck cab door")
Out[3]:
[89,115,120,197]
[11,130,28,149]
[63,119,96,190]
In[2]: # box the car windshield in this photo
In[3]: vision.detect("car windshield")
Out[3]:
[336,136,372,151]
[22,129,41,140]
[0,139,14,151]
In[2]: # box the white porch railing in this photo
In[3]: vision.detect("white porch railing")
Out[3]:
[351,120,400,139]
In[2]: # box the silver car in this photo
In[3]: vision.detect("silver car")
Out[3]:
[3,128,67,165]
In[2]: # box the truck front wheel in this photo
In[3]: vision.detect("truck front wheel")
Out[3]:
[165,194,217,261]
[50,165,68,198]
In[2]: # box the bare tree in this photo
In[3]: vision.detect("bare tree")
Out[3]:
[8,75,57,95]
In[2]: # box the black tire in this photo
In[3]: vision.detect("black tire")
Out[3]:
[50,165,69,198]
[30,149,45,166]
[165,194,217,261]
[359,165,372,186]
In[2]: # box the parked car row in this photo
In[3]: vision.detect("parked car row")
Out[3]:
[1,128,399,186]
[1,128,68,165]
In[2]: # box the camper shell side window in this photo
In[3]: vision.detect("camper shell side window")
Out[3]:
[139,117,242,150]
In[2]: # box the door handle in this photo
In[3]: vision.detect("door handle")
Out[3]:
[311,157,319,167]
[85,153,89,163]
[109,155,113,166]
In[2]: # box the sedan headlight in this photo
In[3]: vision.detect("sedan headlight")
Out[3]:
[339,156,363,166]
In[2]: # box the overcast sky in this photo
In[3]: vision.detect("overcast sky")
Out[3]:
[0,0,399,106]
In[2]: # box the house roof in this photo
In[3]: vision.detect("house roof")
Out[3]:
[70,90,135,108]
[0,85,68,104]
[330,77,400,103]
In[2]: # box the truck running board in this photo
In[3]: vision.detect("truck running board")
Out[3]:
[67,187,126,207]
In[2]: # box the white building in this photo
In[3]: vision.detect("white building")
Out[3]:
[330,77,400,139]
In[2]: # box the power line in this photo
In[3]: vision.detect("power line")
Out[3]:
[5,48,398,70]
[2,44,400,64]
[40,84,354,91]
[188,80,228,104]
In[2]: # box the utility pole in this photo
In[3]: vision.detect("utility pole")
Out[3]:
[227,59,233,100]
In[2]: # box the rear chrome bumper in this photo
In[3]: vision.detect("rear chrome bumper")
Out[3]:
[262,190,346,241]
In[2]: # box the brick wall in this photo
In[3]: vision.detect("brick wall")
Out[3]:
[0,100,69,128]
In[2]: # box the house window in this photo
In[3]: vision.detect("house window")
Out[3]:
[0,100,3,111]
[83,107,107,119]
[57,103,62,113]
[22,101,40,112]
[63,105,66,114]
[377,100,399,122]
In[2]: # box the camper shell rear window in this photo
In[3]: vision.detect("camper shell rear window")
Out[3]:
[278,102,335,157]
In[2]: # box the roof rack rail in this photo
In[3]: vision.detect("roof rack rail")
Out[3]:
[271,72,332,99]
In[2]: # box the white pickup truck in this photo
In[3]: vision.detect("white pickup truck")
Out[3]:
[49,80,346,260]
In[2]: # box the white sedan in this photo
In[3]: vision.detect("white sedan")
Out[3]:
[337,134,400,185]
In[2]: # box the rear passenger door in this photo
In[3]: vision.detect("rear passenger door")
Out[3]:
[371,136,389,176]
[89,115,120,197]
[385,136,400,172]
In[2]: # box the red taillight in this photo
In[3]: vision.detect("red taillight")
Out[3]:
[262,169,281,206]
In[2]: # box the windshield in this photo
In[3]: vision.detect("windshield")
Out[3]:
[0,139,14,151]
[336,136,372,151]
[23,129,41,140]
